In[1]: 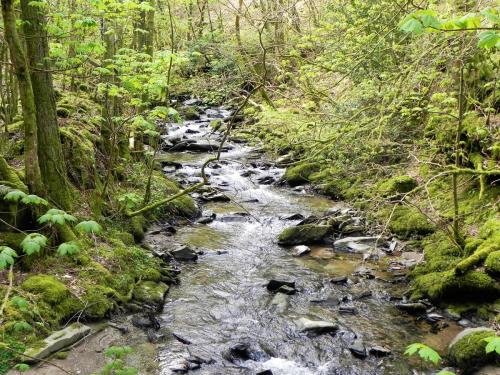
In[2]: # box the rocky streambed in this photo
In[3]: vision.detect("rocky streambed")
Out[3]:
[141,102,479,375]
[15,102,493,375]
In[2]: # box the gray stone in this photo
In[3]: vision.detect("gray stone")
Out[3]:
[369,345,391,357]
[293,245,311,257]
[24,323,91,362]
[295,317,338,333]
[396,302,427,314]
[133,281,169,306]
[349,339,367,358]
[171,246,198,261]
[334,236,379,253]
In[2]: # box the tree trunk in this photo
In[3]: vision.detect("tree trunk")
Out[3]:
[1,0,44,196]
[20,0,73,210]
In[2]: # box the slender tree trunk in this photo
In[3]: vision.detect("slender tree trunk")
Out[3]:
[20,0,73,210]
[1,0,44,196]
[235,0,243,48]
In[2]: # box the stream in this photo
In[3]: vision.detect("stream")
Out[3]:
[148,103,459,375]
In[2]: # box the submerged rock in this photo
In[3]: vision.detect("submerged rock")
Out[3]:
[295,317,338,333]
[396,302,427,314]
[24,323,91,362]
[278,224,331,245]
[267,279,296,292]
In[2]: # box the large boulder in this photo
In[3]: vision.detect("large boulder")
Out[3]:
[278,224,331,245]
[448,327,497,373]
[24,323,91,362]
[133,281,169,308]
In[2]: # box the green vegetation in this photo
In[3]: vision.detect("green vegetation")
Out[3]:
[0,0,498,373]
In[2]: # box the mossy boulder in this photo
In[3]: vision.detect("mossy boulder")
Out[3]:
[133,281,169,308]
[81,285,116,319]
[448,327,497,373]
[115,231,135,246]
[278,224,331,245]
[411,270,499,302]
[56,107,70,118]
[283,162,321,186]
[378,175,417,196]
[21,275,82,325]
[182,106,201,120]
[388,206,434,239]
[485,251,500,276]
[130,215,147,242]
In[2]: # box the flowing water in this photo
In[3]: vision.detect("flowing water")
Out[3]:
[153,104,455,375]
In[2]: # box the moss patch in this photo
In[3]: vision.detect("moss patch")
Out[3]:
[283,162,321,186]
[485,251,500,276]
[448,328,497,373]
[388,206,435,239]
[378,175,417,195]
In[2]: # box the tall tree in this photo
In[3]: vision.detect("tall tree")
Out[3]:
[1,0,44,196]
[20,0,73,210]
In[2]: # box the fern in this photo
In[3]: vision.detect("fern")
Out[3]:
[75,220,102,234]
[21,194,48,206]
[13,363,30,372]
[38,209,77,225]
[0,246,17,270]
[13,321,32,332]
[20,233,48,255]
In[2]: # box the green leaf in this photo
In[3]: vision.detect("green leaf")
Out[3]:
[57,242,80,257]
[13,363,30,372]
[75,220,102,234]
[0,246,17,270]
[21,194,48,206]
[20,234,48,255]
[436,371,456,375]
[478,31,500,48]
[400,17,424,34]
[104,346,133,359]
[3,190,27,202]
[483,336,500,355]
[38,209,77,225]
[404,343,441,365]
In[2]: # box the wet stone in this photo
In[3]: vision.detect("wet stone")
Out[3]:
[293,245,311,257]
[369,345,392,357]
[396,302,427,314]
[277,285,296,295]
[266,279,296,292]
[331,276,348,284]
[171,246,198,261]
[349,339,367,358]
[295,317,338,334]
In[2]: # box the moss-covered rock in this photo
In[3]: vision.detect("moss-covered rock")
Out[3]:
[283,162,321,186]
[21,275,82,326]
[485,251,500,276]
[56,107,70,118]
[411,270,499,302]
[115,231,135,246]
[182,106,200,120]
[130,215,147,242]
[378,175,417,196]
[388,206,434,239]
[448,327,497,373]
[278,224,331,245]
[81,285,116,319]
[133,281,168,308]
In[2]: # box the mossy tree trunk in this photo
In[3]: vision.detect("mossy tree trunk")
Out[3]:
[1,0,44,196]
[20,0,73,210]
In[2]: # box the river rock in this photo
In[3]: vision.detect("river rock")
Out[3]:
[295,317,338,333]
[396,302,427,314]
[133,281,169,307]
[349,339,367,358]
[277,285,296,295]
[333,236,379,253]
[293,245,311,257]
[282,213,305,221]
[23,323,91,362]
[267,279,295,292]
[171,246,198,261]
[474,366,500,375]
[369,345,392,357]
[257,370,274,375]
[448,327,497,372]
[278,224,331,245]
[201,192,231,202]
[270,293,289,313]
[330,276,348,284]
[223,342,268,363]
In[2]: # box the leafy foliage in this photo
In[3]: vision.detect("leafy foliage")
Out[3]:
[20,234,48,255]
[10,296,29,312]
[38,209,77,225]
[3,190,27,203]
[57,242,81,256]
[0,246,17,270]
[404,343,442,365]
[75,220,102,234]
[13,363,30,372]
[484,336,500,355]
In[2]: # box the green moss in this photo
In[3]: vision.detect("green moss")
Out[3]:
[56,107,70,118]
[378,175,417,195]
[411,232,462,276]
[388,206,434,239]
[21,275,82,326]
[448,328,497,372]
[55,351,69,360]
[485,251,500,276]
[82,285,116,319]
[182,106,200,120]
[0,232,26,249]
[277,224,331,245]
[133,281,168,306]
[284,162,321,186]
[130,215,146,242]
[115,231,135,245]
[411,270,499,302]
